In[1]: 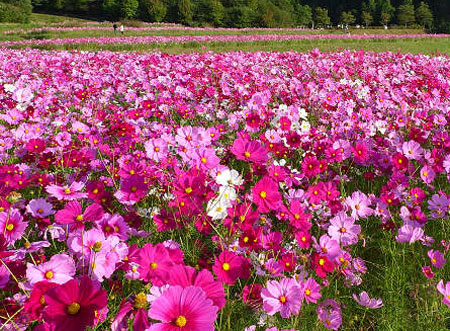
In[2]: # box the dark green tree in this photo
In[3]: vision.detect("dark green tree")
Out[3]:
[415,1,433,28]
[361,11,373,27]
[294,4,312,27]
[313,7,330,27]
[140,0,167,21]
[102,0,120,20]
[121,0,139,18]
[397,0,415,26]
[177,0,193,24]
[340,10,355,25]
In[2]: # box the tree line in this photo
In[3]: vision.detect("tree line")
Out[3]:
[1,0,449,31]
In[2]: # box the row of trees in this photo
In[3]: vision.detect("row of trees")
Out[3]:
[2,0,446,30]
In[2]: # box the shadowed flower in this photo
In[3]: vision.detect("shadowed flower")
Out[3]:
[43,276,108,331]
[352,291,383,308]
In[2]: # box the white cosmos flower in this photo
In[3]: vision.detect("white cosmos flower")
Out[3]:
[216,169,243,187]
[206,198,230,221]
[218,186,237,202]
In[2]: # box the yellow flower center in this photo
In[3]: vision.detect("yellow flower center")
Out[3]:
[39,295,45,305]
[319,258,325,266]
[279,296,286,303]
[92,188,98,194]
[175,315,187,327]
[67,302,81,315]
[45,271,54,279]
[222,262,230,271]
[130,186,137,192]
[64,188,71,194]
[134,292,148,309]
[260,191,267,199]
[76,215,83,221]
[340,227,346,233]
[305,289,311,296]
[244,152,251,158]
[201,157,207,164]
[150,262,158,269]
[185,187,193,194]
[6,224,14,231]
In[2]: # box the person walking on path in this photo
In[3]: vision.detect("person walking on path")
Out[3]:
[113,23,118,35]
[119,24,124,35]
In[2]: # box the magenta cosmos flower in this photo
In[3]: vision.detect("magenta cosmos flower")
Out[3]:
[230,138,268,164]
[43,276,107,331]
[54,201,104,230]
[46,181,87,201]
[212,250,250,285]
[261,278,302,318]
[147,285,218,331]
[0,208,28,245]
[252,176,281,213]
[427,249,446,269]
[114,175,148,206]
[27,253,76,285]
[137,243,174,284]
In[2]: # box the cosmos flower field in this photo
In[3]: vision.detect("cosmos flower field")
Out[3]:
[0,48,449,330]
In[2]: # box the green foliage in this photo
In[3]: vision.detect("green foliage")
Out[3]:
[294,4,312,27]
[397,0,415,26]
[0,0,31,23]
[224,6,256,27]
[314,7,330,27]
[140,0,167,22]
[340,10,355,25]
[177,0,193,25]
[103,0,121,20]
[361,10,373,27]
[193,0,225,26]
[121,0,140,18]
[415,2,433,28]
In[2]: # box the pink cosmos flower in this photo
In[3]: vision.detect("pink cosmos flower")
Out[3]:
[317,299,342,330]
[97,213,130,240]
[55,201,104,230]
[402,140,423,160]
[24,281,59,320]
[147,285,218,331]
[168,264,225,310]
[212,250,249,285]
[420,165,435,184]
[396,225,424,244]
[427,249,446,268]
[352,141,370,163]
[230,138,268,164]
[26,254,76,285]
[422,266,434,279]
[46,181,87,201]
[345,191,373,219]
[301,156,320,178]
[194,148,220,171]
[328,212,361,246]
[43,276,108,331]
[252,176,281,213]
[261,278,302,318]
[145,138,169,162]
[0,208,28,244]
[352,291,383,308]
[137,243,174,284]
[437,280,450,307]
[114,176,148,206]
[299,277,321,304]
[288,200,312,231]
[27,198,54,218]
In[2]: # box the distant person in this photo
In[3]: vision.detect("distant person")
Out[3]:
[120,24,124,35]
[113,23,118,35]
